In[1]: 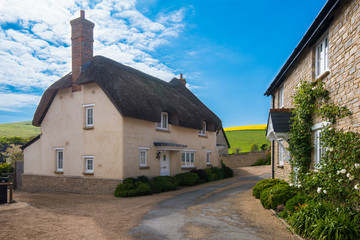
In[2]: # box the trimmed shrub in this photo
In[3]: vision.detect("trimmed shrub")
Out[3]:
[0,163,13,174]
[114,178,151,197]
[175,172,199,186]
[150,176,178,193]
[252,179,287,199]
[260,184,297,210]
[284,193,309,214]
[137,175,150,184]
[205,167,223,182]
[190,169,209,183]
[250,143,259,152]
[221,160,234,178]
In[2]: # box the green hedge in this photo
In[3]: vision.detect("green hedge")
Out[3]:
[150,176,178,193]
[0,163,13,174]
[190,169,209,183]
[221,161,234,178]
[205,167,223,182]
[175,172,199,186]
[252,179,288,199]
[260,184,297,210]
[114,177,151,197]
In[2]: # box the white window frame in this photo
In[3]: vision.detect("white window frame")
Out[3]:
[279,85,284,108]
[278,140,284,166]
[182,151,195,168]
[314,130,323,168]
[199,121,207,136]
[139,150,148,167]
[156,112,168,130]
[206,151,211,165]
[83,155,95,173]
[315,35,329,78]
[54,148,64,172]
[83,104,95,128]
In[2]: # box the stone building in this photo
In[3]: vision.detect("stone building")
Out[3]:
[22,11,222,194]
[265,0,360,180]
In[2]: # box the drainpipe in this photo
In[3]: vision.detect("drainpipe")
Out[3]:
[271,94,275,179]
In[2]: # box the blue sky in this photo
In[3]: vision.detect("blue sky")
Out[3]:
[0,0,327,128]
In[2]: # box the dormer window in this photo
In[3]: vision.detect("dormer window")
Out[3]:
[199,121,206,136]
[156,112,168,130]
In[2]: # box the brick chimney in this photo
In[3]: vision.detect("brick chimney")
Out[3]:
[179,73,186,86]
[70,10,95,92]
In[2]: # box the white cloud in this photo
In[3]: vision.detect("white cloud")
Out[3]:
[0,93,41,112]
[0,0,188,96]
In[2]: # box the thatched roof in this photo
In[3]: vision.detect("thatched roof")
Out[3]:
[33,56,221,131]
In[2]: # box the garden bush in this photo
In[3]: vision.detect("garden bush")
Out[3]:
[150,176,178,193]
[288,200,360,239]
[250,143,259,152]
[221,160,234,178]
[284,193,309,215]
[0,163,13,173]
[260,184,297,210]
[136,175,150,184]
[190,169,209,183]
[114,177,151,197]
[205,167,223,182]
[175,172,199,186]
[252,179,287,199]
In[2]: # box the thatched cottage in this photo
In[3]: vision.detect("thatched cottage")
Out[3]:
[22,11,223,194]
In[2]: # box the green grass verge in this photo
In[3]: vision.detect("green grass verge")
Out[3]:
[0,121,40,138]
[225,129,270,154]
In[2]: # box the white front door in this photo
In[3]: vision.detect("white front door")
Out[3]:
[160,151,170,176]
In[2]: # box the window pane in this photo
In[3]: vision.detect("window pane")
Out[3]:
[182,153,185,166]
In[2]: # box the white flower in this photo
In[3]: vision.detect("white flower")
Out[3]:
[298,184,302,188]
[314,169,319,173]
[349,175,354,181]
[317,187,322,194]
[328,148,334,152]
[355,163,360,169]
[340,169,347,174]
[347,173,351,178]
[289,183,293,186]
[355,184,359,190]
[323,190,327,194]
[337,170,340,175]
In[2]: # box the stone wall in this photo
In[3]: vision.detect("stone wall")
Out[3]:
[271,0,360,180]
[221,152,267,168]
[22,174,121,194]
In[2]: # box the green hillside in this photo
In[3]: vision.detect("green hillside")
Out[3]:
[225,129,270,154]
[0,121,40,138]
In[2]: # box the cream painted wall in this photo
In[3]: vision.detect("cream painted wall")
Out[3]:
[24,83,124,179]
[122,117,219,178]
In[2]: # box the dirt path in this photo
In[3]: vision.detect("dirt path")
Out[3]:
[0,166,297,240]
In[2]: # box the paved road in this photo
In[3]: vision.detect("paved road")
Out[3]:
[129,173,270,240]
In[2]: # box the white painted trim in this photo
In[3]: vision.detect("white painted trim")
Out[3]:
[206,150,212,153]
[138,147,151,150]
[54,147,64,150]
[311,121,331,131]
[139,150,147,167]
[85,106,94,127]
[83,104,95,107]
[182,149,197,152]
[82,155,95,158]
[156,112,169,130]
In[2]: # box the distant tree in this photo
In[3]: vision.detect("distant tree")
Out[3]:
[2,144,23,166]
[260,144,269,151]
[250,143,259,152]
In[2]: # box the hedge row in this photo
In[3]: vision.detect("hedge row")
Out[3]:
[0,163,13,174]
[114,162,234,197]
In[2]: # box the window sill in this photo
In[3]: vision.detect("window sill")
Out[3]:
[206,164,212,167]
[315,70,329,82]
[54,171,63,174]
[83,126,94,130]
[156,128,170,133]
[198,134,208,138]
[181,167,195,170]
[139,166,150,169]
[82,172,94,175]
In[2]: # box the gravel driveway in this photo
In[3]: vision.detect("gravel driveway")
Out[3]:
[0,166,297,240]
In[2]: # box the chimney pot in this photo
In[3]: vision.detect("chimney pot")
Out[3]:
[80,10,85,18]
[179,73,186,86]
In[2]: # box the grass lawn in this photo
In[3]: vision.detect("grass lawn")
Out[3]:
[225,129,270,154]
[0,121,40,138]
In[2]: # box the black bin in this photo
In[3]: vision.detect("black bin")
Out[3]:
[0,177,9,204]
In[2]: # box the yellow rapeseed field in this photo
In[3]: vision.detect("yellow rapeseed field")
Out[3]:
[224,124,267,131]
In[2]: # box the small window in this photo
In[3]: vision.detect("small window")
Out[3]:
[315,36,329,78]
[83,156,95,174]
[156,112,168,130]
[199,121,206,136]
[278,140,284,166]
[279,86,284,108]
[56,149,63,172]
[139,150,147,167]
[206,152,211,165]
[86,107,94,127]
[314,130,323,168]
[182,152,195,168]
